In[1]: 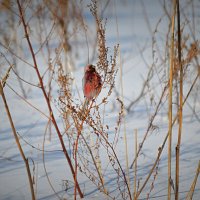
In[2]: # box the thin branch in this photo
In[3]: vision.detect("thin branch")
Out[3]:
[16,0,83,198]
[130,84,168,169]
[6,83,50,119]
[0,41,35,69]
[186,161,200,200]
[168,0,176,199]
[0,82,35,200]
[175,0,183,199]
[134,129,138,200]
[136,73,199,198]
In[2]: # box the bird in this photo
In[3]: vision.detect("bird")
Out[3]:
[82,64,102,110]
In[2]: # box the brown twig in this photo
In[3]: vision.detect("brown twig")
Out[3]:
[168,1,176,199]
[135,73,199,198]
[73,103,92,200]
[186,161,200,200]
[134,129,138,200]
[16,0,83,198]
[175,0,183,199]
[0,82,35,200]
[130,84,168,169]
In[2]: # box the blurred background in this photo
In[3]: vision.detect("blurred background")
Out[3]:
[0,0,199,199]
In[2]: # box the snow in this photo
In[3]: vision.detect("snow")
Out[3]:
[0,0,200,200]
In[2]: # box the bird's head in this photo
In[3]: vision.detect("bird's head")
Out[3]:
[84,64,96,73]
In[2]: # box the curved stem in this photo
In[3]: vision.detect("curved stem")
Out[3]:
[16,1,83,198]
[0,82,35,200]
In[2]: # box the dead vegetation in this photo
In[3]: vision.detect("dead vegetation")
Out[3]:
[0,0,199,200]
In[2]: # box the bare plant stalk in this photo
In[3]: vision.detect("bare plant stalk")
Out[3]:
[114,1,130,190]
[175,0,182,199]
[16,0,83,198]
[168,1,176,199]
[73,101,94,200]
[42,120,62,199]
[0,82,35,200]
[130,85,168,169]
[80,134,108,195]
[74,131,81,200]
[74,102,108,199]
[136,73,199,198]
[186,161,200,200]
[134,129,138,200]
[84,107,133,199]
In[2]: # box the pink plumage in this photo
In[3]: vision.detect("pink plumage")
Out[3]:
[82,64,102,102]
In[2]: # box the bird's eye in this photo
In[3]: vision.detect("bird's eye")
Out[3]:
[88,66,94,72]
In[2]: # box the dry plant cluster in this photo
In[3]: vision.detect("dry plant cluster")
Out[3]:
[0,0,199,200]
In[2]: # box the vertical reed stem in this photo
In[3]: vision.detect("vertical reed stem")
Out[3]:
[168,1,176,199]
[175,0,182,199]
[134,129,138,200]
[113,0,130,190]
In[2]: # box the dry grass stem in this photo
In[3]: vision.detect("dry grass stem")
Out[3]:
[134,129,138,200]
[186,161,200,200]
[168,1,176,199]
[0,1,199,199]
[0,81,35,200]
[16,0,83,198]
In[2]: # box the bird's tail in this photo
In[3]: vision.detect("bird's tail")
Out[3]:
[82,98,89,113]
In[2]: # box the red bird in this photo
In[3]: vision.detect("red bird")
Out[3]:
[82,64,102,108]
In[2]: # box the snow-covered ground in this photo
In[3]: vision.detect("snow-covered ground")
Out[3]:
[0,0,199,199]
